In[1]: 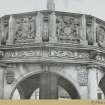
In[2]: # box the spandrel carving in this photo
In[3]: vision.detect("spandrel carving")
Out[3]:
[96,26,105,47]
[15,16,36,42]
[56,16,80,43]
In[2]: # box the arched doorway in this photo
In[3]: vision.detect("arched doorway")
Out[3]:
[11,72,80,99]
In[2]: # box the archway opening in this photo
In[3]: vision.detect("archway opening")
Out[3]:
[11,72,80,99]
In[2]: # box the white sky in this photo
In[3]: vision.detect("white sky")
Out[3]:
[0,0,105,20]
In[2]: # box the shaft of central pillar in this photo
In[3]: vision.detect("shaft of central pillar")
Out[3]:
[39,72,58,99]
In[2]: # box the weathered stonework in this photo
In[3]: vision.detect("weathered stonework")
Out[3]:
[0,7,105,99]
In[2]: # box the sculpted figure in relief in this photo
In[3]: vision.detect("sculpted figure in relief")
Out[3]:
[15,16,35,41]
[96,26,105,47]
[56,16,80,42]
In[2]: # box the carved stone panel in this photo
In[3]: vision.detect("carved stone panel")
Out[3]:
[96,25,105,47]
[56,16,80,43]
[77,67,88,86]
[14,16,36,43]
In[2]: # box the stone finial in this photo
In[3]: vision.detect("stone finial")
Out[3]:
[47,0,55,11]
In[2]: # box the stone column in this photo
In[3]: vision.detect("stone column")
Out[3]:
[80,15,88,45]
[0,67,4,99]
[35,12,43,43]
[7,15,16,45]
[49,12,57,43]
[87,65,98,99]
[92,17,98,46]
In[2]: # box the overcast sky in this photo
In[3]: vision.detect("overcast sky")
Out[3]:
[0,0,105,21]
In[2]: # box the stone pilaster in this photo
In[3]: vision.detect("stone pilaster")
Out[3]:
[87,65,99,99]
[49,12,57,43]
[7,15,16,45]
[80,15,88,45]
[35,12,43,43]
[1,18,5,45]
[4,65,16,99]
[92,17,98,46]
[77,66,88,99]
[0,67,4,99]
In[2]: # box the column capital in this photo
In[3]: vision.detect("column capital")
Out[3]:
[86,64,101,70]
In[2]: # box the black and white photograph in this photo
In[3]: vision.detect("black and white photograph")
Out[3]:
[0,0,105,100]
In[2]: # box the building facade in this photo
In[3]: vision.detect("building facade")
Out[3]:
[0,1,105,99]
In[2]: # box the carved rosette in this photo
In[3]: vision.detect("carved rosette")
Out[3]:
[56,15,80,43]
[14,16,36,43]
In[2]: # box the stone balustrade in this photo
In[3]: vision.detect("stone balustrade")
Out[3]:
[0,10,105,47]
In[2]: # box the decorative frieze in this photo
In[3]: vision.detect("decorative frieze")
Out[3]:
[4,49,41,58]
[49,49,89,59]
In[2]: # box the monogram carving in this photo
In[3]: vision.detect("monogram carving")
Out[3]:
[56,16,80,43]
[14,16,36,42]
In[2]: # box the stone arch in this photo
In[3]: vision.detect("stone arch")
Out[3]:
[10,70,81,99]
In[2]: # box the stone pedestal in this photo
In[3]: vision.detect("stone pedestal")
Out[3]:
[0,67,4,99]
[87,65,98,99]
